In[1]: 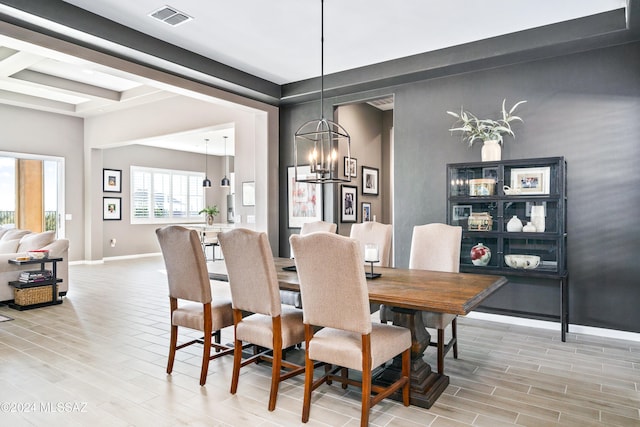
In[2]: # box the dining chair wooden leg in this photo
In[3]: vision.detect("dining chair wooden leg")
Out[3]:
[230,310,244,394]
[360,334,372,427]
[167,324,177,374]
[452,318,458,359]
[325,363,333,385]
[341,367,349,389]
[268,348,282,411]
[402,348,410,406]
[167,298,179,375]
[302,325,314,423]
[200,330,212,386]
[199,305,213,386]
[268,316,284,411]
[230,337,242,394]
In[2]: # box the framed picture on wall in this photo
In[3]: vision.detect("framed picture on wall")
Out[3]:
[344,156,357,178]
[287,165,323,228]
[341,185,357,223]
[362,202,372,222]
[103,168,122,193]
[362,166,379,195]
[103,197,121,220]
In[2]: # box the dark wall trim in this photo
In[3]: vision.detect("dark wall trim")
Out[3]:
[0,0,282,104]
[281,9,634,105]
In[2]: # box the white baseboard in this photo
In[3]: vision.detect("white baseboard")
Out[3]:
[466,312,640,343]
[71,252,161,265]
[103,252,161,262]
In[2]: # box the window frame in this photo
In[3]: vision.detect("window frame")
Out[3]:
[130,165,205,224]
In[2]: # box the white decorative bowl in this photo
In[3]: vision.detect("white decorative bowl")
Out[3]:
[504,254,540,269]
[28,250,49,260]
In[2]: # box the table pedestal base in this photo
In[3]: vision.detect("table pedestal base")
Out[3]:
[373,307,449,408]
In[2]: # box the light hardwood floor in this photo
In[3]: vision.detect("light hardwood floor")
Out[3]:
[0,256,639,426]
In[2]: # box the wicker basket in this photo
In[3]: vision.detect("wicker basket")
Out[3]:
[14,285,53,306]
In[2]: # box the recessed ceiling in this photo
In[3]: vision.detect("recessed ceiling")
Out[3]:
[0,0,629,154]
[61,0,626,84]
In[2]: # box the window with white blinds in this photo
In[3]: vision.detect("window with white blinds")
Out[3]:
[130,166,204,224]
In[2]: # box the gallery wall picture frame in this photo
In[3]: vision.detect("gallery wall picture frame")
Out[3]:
[362,202,372,222]
[287,165,323,229]
[344,156,357,178]
[511,166,551,195]
[242,181,255,206]
[103,197,122,220]
[341,185,357,223]
[362,166,379,195]
[103,168,122,193]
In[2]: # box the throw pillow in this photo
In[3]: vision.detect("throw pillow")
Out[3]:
[2,229,31,241]
[0,239,19,254]
[17,231,56,252]
[0,227,8,239]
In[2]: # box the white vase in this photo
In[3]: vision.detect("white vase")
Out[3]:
[523,221,536,232]
[481,140,501,162]
[506,215,523,232]
[531,205,545,232]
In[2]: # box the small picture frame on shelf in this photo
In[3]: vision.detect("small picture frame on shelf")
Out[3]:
[103,168,122,193]
[341,185,357,223]
[344,157,357,178]
[362,166,379,195]
[452,205,472,221]
[482,167,498,181]
[103,197,121,220]
[362,202,372,222]
[511,166,550,194]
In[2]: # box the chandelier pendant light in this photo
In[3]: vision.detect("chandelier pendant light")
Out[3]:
[220,136,230,187]
[202,138,212,188]
[294,0,351,184]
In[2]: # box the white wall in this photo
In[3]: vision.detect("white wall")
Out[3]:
[0,104,85,261]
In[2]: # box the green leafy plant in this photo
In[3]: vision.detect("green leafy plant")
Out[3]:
[198,205,219,217]
[447,99,526,146]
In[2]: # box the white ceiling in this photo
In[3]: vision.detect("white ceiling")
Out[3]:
[61,0,626,84]
[0,0,627,154]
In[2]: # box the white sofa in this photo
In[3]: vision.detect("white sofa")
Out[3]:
[0,227,69,302]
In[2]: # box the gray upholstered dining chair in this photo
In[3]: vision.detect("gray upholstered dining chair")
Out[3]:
[291,232,410,427]
[282,220,338,308]
[300,220,337,235]
[155,225,234,386]
[349,221,393,267]
[218,228,305,411]
[382,223,462,375]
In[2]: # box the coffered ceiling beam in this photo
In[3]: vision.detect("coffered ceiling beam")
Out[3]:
[11,68,121,100]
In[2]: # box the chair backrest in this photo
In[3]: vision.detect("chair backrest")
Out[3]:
[349,222,393,267]
[290,232,371,334]
[156,225,212,303]
[300,221,337,235]
[218,228,281,316]
[409,223,462,273]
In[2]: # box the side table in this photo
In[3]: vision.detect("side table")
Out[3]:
[8,257,64,310]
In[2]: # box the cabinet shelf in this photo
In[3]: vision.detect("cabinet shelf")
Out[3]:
[447,157,568,340]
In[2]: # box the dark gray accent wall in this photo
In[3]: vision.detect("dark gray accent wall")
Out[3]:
[280,42,640,333]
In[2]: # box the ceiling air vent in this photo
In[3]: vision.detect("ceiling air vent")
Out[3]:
[367,96,394,111]
[149,5,192,26]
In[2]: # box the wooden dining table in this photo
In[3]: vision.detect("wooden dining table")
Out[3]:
[208,257,508,409]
